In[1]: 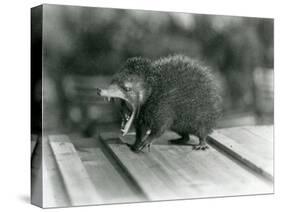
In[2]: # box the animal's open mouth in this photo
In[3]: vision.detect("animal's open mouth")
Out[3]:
[97,87,136,136]
[119,100,134,135]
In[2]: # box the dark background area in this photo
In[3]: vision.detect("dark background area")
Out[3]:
[36,4,273,136]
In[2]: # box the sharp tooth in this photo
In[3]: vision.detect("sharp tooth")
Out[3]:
[108,97,111,102]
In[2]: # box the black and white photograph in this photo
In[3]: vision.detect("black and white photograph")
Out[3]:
[31,3,274,208]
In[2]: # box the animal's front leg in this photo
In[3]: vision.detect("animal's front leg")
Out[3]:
[131,122,168,153]
[131,123,152,153]
[131,132,154,153]
[131,113,172,153]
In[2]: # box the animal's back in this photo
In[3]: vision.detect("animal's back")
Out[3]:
[150,55,221,135]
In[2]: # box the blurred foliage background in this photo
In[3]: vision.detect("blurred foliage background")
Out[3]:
[38,4,273,135]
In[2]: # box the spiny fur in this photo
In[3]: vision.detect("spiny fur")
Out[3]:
[118,55,222,141]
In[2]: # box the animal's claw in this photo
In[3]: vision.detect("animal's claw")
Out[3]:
[146,143,152,152]
[193,144,209,151]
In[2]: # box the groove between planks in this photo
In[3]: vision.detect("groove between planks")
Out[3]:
[207,130,273,181]
[48,135,102,206]
[103,143,272,200]
[99,134,149,201]
[101,131,272,200]
[42,136,70,208]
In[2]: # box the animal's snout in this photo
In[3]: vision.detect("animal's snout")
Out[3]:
[96,88,102,96]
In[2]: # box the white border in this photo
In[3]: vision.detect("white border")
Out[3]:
[0,0,280,211]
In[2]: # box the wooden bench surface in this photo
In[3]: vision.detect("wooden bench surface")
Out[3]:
[209,126,273,180]
[104,144,271,200]
[77,147,145,203]
[48,135,102,206]
[42,136,70,208]
[32,125,274,208]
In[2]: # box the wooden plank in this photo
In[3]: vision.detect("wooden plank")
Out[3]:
[42,136,70,208]
[155,145,272,197]
[208,127,273,181]
[78,147,145,204]
[31,136,42,207]
[31,140,37,156]
[101,133,272,201]
[31,134,39,157]
[215,126,273,177]
[99,135,150,200]
[103,144,178,200]
[107,144,272,199]
[42,151,56,207]
[49,135,102,206]
[242,126,273,143]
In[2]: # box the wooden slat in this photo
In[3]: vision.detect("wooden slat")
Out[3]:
[100,133,272,201]
[31,136,42,207]
[154,145,272,196]
[42,136,70,208]
[31,134,39,157]
[78,147,145,203]
[42,153,56,207]
[208,126,273,181]
[31,140,37,156]
[242,126,273,143]
[103,144,177,200]
[49,135,102,206]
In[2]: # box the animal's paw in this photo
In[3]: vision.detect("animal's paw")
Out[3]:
[193,144,209,151]
[146,143,152,152]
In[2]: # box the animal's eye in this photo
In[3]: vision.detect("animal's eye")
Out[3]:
[124,87,132,92]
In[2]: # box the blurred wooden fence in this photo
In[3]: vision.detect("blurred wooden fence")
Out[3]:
[44,67,273,133]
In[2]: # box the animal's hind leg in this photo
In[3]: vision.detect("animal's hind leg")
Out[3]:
[193,137,209,150]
